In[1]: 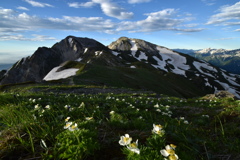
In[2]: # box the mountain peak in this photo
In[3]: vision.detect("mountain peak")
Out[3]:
[1,36,240,99]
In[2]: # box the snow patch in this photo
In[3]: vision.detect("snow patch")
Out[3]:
[75,58,82,62]
[151,47,190,76]
[68,37,73,47]
[95,51,102,56]
[221,72,240,87]
[137,51,148,61]
[130,66,136,68]
[43,66,79,81]
[193,61,217,78]
[152,56,167,72]
[204,78,211,87]
[112,51,120,56]
[129,40,138,56]
[84,48,88,54]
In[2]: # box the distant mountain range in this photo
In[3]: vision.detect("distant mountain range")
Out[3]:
[173,48,240,75]
[1,36,240,99]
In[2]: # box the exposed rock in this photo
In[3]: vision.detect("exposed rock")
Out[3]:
[0,70,6,81]
[203,91,237,100]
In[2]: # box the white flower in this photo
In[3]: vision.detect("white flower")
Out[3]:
[183,120,189,124]
[65,117,70,122]
[64,122,72,129]
[119,134,132,146]
[180,117,185,120]
[202,115,209,118]
[110,111,115,115]
[45,105,50,109]
[69,123,78,131]
[85,117,93,121]
[69,108,74,111]
[152,124,165,136]
[64,105,70,109]
[127,140,140,154]
[160,144,178,160]
[154,103,159,108]
[34,104,40,110]
[79,102,85,108]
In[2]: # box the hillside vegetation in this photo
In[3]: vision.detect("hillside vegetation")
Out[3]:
[0,84,240,159]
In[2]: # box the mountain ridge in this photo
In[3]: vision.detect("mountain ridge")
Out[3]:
[174,48,240,74]
[1,36,240,99]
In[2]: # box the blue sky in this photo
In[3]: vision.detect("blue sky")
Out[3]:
[0,0,240,64]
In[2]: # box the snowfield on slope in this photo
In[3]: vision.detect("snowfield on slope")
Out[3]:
[43,66,79,81]
[151,47,190,76]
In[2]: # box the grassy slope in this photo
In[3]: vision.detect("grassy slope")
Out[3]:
[73,64,207,98]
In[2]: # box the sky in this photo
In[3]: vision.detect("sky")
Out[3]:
[0,0,240,64]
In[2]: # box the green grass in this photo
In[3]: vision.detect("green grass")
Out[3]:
[0,87,240,159]
[72,64,207,98]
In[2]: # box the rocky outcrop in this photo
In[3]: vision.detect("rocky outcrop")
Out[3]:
[203,91,237,100]
[0,70,6,81]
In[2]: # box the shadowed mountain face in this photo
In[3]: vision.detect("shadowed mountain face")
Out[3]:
[0,36,114,85]
[1,36,240,99]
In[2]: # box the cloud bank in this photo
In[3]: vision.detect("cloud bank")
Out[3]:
[0,5,204,41]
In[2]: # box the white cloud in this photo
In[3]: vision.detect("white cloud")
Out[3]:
[68,2,96,8]
[69,0,133,20]
[128,0,151,4]
[0,8,116,35]
[24,0,54,8]
[0,34,57,41]
[99,1,133,19]
[207,2,240,25]
[16,6,29,11]
[235,29,240,32]
[117,9,204,32]
[201,0,216,6]
[209,37,240,41]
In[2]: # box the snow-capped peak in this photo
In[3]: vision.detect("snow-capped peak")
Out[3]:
[196,48,230,55]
